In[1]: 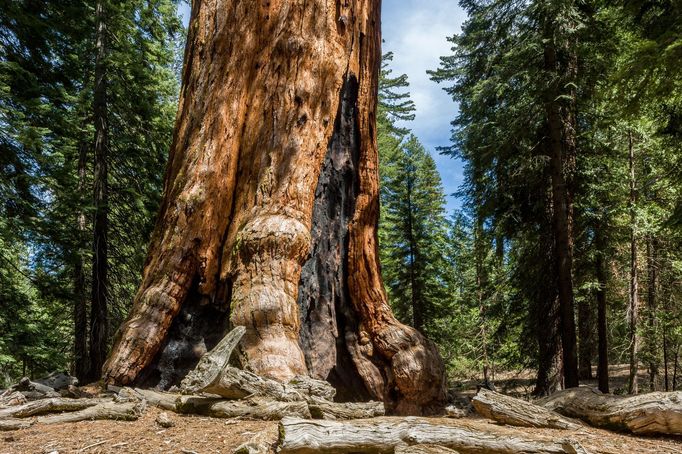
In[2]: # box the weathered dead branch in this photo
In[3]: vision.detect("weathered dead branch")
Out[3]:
[0,397,104,418]
[277,417,590,454]
[0,418,32,431]
[472,389,582,430]
[36,401,145,425]
[176,396,310,420]
[538,387,682,435]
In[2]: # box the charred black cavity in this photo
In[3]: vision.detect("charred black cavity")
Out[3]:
[296,75,371,402]
[138,279,230,390]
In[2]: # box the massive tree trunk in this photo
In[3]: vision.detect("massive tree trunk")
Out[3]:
[101,0,445,415]
[88,0,110,381]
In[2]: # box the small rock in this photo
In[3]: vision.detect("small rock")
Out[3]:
[3,435,15,442]
[156,411,175,428]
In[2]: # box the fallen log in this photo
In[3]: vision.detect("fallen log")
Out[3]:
[538,387,682,435]
[0,397,104,418]
[0,390,27,408]
[36,401,145,425]
[307,398,385,420]
[34,371,78,390]
[133,388,178,411]
[234,429,273,454]
[277,417,589,454]
[472,389,582,430]
[0,419,32,431]
[8,377,59,399]
[395,445,459,454]
[177,396,311,420]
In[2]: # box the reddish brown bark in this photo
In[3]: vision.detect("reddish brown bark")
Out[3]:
[102,0,445,414]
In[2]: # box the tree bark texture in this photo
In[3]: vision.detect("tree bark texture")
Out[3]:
[594,224,609,394]
[74,139,89,382]
[539,387,682,436]
[89,0,110,381]
[543,35,579,389]
[102,0,445,415]
[627,131,639,395]
[277,417,589,454]
[472,389,582,430]
[646,236,658,390]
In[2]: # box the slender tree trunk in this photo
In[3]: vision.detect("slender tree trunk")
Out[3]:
[627,131,639,395]
[89,0,109,381]
[74,140,89,382]
[646,236,658,390]
[578,296,593,380]
[405,178,423,332]
[674,345,680,391]
[534,230,563,397]
[102,0,444,415]
[595,223,609,393]
[475,219,489,383]
[662,282,670,391]
[544,38,579,389]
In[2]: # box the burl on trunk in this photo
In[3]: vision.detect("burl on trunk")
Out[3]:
[102,0,445,414]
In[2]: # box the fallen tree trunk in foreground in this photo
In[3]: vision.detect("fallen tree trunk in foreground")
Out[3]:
[0,397,104,418]
[133,387,385,421]
[177,396,311,420]
[277,417,589,454]
[0,419,32,431]
[472,389,582,430]
[36,401,144,425]
[395,446,459,454]
[538,387,682,435]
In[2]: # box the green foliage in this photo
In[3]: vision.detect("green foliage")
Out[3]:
[432,0,682,390]
[0,0,184,382]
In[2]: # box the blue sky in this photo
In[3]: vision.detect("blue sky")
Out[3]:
[178,2,466,211]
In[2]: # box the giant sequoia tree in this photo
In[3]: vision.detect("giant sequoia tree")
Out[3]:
[102,0,445,415]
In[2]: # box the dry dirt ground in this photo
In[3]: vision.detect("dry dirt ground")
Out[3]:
[2,405,681,454]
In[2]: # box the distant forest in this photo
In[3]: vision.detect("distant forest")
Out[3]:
[1,0,681,396]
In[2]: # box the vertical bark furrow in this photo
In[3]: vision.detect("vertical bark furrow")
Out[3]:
[297,75,377,401]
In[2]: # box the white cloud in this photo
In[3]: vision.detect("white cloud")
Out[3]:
[382,0,467,210]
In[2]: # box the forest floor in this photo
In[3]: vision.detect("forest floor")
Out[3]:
[2,405,681,454]
[2,365,681,454]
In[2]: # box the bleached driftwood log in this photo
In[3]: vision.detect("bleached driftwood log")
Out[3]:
[234,429,273,454]
[177,396,311,420]
[538,387,682,435]
[36,401,145,425]
[135,387,384,421]
[133,388,178,411]
[472,389,582,430]
[307,398,385,420]
[0,419,32,431]
[395,445,459,453]
[181,327,336,402]
[277,417,589,454]
[0,397,104,418]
